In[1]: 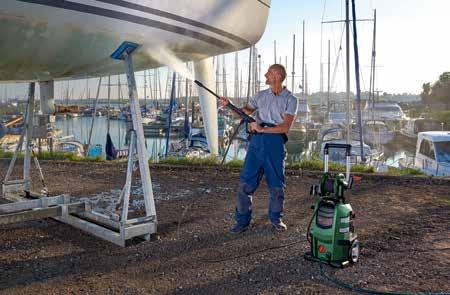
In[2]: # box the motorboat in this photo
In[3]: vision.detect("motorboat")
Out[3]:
[410,131,450,176]
[363,102,407,127]
[400,118,446,139]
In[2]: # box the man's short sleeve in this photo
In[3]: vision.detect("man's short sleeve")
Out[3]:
[285,95,298,116]
[248,92,259,109]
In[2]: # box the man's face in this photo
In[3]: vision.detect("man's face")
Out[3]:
[265,67,282,86]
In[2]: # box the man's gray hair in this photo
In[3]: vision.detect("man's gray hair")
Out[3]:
[270,64,287,82]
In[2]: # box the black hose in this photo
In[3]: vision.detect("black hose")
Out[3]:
[306,208,317,243]
[319,263,449,295]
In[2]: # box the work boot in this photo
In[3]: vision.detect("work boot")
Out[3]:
[229,223,249,234]
[271,220,287,231]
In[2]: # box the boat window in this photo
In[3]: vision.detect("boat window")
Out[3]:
[434,141,450,163]
[419,139,435,160]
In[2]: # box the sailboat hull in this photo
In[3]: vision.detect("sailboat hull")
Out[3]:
[0,0,271,81]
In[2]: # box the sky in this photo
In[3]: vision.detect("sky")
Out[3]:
[255,0,450,95]
[1,0,449,100]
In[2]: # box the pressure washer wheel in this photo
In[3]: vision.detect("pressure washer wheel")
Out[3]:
[349,239,360,263]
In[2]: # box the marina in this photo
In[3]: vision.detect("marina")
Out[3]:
[0,0,449,294]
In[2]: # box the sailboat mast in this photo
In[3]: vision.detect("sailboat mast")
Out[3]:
[291,34,296,92]
[222,55,227,97]
[370,9,377,122]
[234,52,239,99]
[351,0,365,161]
[274,40,277,64]
[327,39,331,122]
[246,46,252,103]
[345,0,351,143]
[257,53,261,93]
[302,20,305,99]
[144,70,147,107]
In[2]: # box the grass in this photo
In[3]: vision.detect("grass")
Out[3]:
[287,158,375,173]
[387,166,424,176]
[1,150,428,176]
[155,156,376,173]
[224,159,244,168]
[157,156,219,166]
[0,150,104,162]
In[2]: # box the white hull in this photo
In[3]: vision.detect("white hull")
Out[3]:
[0,0,270,81]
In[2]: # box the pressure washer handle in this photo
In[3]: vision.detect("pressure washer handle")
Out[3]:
[323,143,352,156]
[323,143,352,181]
[194,80,256,124]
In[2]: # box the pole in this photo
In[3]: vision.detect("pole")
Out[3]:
[274,40,277,64]
[345,0,351,144]
[215,56,220,94]
[87,77,103,152]
[302,20,305,99]
[222,55,227,97]
[144,70,147,107]
[165,72,176,157]
[351,0,365,161]
[246,46,252,103]
[371,10,377,122]
[258,54,262,93]
[107,75,111,134]
[327,39,331,122]
[291,34,296,92]
[234,52,239,99]
[253,46,258,95]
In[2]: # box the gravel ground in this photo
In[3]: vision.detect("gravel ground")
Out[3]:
[0,159,449,294]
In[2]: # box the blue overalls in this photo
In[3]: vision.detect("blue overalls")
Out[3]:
[235,132,286,226]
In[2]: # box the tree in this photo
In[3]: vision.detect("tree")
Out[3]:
[421,72,450,109]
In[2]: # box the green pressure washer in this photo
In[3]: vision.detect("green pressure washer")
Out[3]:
[304,143,359,268]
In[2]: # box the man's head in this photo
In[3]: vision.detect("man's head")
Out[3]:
[265,64,287,87]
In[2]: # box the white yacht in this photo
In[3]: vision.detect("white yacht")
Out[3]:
[412,131,450,176]
[400,118,446,139]
[363,103,406,126]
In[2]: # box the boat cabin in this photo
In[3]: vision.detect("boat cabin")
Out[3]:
[414,131,450,176]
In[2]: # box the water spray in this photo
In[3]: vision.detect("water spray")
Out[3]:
[194,80,255,124]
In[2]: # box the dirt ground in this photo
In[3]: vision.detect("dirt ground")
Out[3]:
[0,159,449,295]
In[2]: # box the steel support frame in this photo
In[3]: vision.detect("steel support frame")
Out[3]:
[0,44,157,247]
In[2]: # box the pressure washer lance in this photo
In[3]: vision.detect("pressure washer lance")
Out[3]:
[194,80,255,124]
[194,80,257,163]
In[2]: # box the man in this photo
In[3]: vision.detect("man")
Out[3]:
[220,64,298,233]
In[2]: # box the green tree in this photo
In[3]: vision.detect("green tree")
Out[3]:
[421,72,450,109]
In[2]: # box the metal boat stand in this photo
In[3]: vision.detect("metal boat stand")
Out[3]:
[1,42,157,246]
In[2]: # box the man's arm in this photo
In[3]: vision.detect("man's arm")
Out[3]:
[250,114,295,134]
